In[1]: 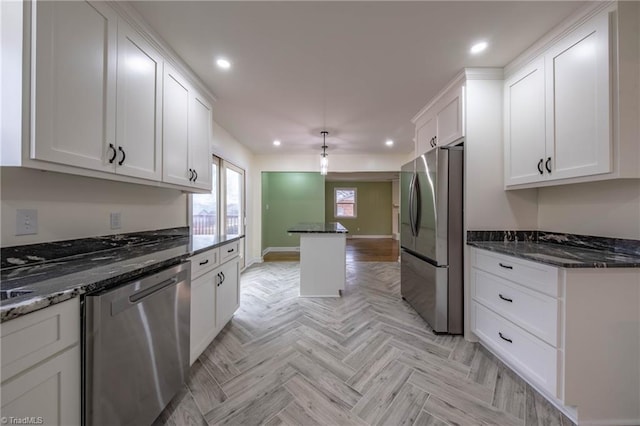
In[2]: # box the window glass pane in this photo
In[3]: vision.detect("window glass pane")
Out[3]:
[192,163,217,236]
[226,168,241,235]
[336,189,355,203]
[337,204,354,217]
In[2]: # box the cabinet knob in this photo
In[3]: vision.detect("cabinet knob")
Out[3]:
[545,157,552,173]
[537,159,544,175]
[108,144,117,164]
[118,147,126,166]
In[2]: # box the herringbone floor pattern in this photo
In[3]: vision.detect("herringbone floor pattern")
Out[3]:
[154,262,575,426]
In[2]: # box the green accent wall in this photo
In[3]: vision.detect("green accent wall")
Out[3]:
[261,172,325,250]
[325,181,392,236]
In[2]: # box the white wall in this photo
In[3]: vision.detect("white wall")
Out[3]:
[465,78,538,231]
[537,179,640,239]
[1,167,187,246]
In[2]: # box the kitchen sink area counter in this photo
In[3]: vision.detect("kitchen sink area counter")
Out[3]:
[0,227,244,322]
[467,230,640,268]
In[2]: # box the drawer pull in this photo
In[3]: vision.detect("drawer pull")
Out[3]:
[498,263,513,270]
[199,259,209,266]
[498,332,513,343]
[227,248,235,253]
[498,294,513,303]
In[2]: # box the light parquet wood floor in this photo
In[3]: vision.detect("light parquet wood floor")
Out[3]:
[154,261,575,426]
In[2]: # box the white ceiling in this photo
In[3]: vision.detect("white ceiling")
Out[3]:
[131,1,585,156]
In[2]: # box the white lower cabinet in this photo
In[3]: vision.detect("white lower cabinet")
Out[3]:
[189,243,241,364]
[470,247,640,425]
[1,298,80,426]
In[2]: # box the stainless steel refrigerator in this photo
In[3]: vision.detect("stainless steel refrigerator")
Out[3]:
[400,145,463,334]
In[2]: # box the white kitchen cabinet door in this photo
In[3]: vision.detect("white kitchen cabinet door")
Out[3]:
[436,86,464,147]
[115,20,163,180]
[504,58,547,186]
[31,0,117,173]
[190,271,217,364]
[416,114,437,155]
[216,258,240,327]
[162,64,192,187]
[1,345,80,426]
[544,11,611,180]
[189,93,213,191]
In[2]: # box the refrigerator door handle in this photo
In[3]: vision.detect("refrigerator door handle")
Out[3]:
[414,174,421,236]
[408,173,416,236]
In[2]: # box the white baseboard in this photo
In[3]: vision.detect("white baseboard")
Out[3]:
[262,246,300,256]
[244,257,263,269]
[347,235,393,239]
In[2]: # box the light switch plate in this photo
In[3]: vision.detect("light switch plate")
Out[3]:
[16,209,38,235]
[110,212,122,230]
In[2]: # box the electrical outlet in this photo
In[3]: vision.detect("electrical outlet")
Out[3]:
[16,209,38,235]
[110,212,122,230]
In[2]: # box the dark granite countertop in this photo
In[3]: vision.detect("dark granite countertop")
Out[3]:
[0,228,244,322]
[467,230,640,268]
[287,222,348,233]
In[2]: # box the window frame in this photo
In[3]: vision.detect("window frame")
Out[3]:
[334,187,357,218]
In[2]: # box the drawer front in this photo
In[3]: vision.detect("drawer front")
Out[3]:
[1,298,80,381]
[472,269,559,346]
[473,302,558,396]
[190,248,219,279]
[220,240,240,263]
[472,248,559,297]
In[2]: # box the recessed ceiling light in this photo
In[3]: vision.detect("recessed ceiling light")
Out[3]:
[470,41,488,55]
[216,57,231,70]
[385,139,394,146]
[273,140,281,146]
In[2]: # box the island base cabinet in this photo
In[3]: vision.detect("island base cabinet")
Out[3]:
[1,346,80,426]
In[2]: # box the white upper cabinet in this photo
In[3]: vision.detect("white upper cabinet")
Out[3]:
[162,64,213,191]
[189,94,213,191]
[162,65,191,187]
[544,11,611,180]
[504,58,546,186]
[31,1,117,172]
[413,79,464,156]
[115,20,163,180]
[504,6,625,188]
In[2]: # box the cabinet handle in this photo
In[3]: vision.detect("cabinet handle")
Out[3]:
[188,169,194,181]
[537,158,543,175]
[217,272,221,286]
[227,248,234,253]
[498,294,513,303]
[108,144,117,163]
[434,136,437,145]
[498,262,513,270]
[118,147,126,166]
[545,157,552,173]
[498,332,513,343]
[199,259,209,266]
[193,169,198,182]
[221,271,225,284]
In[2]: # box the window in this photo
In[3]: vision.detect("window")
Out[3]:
[191,158,219,236]
[335,188,357,218]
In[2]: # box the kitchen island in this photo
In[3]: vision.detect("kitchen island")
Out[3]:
[287,222,348,297]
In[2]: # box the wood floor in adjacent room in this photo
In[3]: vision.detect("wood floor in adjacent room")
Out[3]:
[155,261,575,426]
[263,238,399,262]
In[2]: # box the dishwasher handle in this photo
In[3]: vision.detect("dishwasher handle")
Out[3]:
[129,277,177,304]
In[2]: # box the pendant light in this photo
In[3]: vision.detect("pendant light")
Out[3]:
[320,131,329,175]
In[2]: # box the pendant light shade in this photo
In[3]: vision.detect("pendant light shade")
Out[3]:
[320,131,329,176]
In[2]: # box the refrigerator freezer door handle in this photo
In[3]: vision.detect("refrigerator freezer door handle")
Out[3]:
[414,174,421,236]
[408,173,416,236]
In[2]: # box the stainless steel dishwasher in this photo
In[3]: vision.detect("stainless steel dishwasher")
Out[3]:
[83,262,191,426]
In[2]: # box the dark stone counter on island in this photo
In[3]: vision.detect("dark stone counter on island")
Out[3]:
[467,230,640,268]
[287,222,348,234]
[0,227,244,322]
